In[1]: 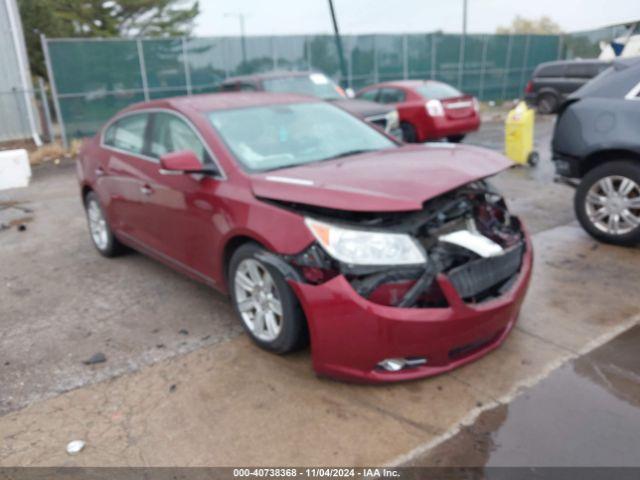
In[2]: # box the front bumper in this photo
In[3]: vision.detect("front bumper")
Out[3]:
[552,151,582,179]
[288,232,533,383]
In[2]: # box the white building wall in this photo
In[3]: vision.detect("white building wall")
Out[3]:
[0,0,41,143]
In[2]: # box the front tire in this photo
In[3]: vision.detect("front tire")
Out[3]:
[84,191,124,257]
[229,243,308,353]
[401,122,418,143]
[574,161,640,246]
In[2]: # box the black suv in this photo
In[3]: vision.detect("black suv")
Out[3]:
[525,60,610,114]
[218,71,401,138]
[552,57,640,246]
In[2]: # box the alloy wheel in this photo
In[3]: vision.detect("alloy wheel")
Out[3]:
[585,175,640,235]
[233,258,284,342]
[87,199,109,250]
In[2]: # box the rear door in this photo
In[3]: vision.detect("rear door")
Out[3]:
[534,63,567,95]
[100,112,160,249]
[564,63,595,93]
[144,111,226,280]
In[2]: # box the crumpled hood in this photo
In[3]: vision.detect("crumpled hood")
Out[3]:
[251,144,513,212]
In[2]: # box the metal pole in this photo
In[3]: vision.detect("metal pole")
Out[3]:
[272,37,277,70]
[519,34,531,94]
[402,34,408,80]
[556,35,564,60]
[373,35,379,83]
[182,37,192,95]
[224,13,248,65]
[347,35,353,88]
[240,15,247,65]
[327,0,348,86]
[136,39,150,101]
[431,33,437,79]
[37,77,53,143]
[457,0,467,89]
[501,33,513,101]
[478,34,488,100]
[41,34,67,149]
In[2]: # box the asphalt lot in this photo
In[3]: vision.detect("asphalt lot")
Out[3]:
[1,116,639,467]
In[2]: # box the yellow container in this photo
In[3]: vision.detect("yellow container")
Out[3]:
[505,101,537,165]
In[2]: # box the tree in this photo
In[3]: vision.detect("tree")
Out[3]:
[496,15,562,35]
[18,0,200,77]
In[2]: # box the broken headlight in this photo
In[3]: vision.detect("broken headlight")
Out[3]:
[305,217,427,266]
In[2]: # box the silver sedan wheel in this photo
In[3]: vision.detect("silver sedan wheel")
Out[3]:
[233,258,284,342]
[585,175,640,235]
[87,199,109,250]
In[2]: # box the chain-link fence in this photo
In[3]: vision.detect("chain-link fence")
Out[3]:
[42,32,568,145]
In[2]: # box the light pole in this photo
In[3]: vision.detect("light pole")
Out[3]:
[224,12,248,65]
[457,0,468,89]
[327,0,348,86]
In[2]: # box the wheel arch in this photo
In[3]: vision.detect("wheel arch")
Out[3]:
[81,184,93,204]
[581,150,640,176]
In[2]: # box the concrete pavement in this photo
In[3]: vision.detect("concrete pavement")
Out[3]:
[1,117,639,466]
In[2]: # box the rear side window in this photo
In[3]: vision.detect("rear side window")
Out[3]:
[566,63,594,78]
[149,112,210,164]
[536,64,565,78]
[378,88,405,103]
[104,114,148,155]
[357,89,379,101]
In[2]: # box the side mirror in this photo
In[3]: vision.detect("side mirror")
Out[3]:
[159,150,217,176]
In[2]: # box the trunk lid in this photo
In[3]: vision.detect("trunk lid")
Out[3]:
[441,95,476,120]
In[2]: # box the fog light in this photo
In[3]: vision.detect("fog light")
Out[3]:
[377,357,427,372]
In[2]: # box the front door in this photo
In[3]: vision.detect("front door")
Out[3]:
[143,111,226,282]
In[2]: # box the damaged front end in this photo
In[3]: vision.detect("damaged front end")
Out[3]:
[274,180,526,309]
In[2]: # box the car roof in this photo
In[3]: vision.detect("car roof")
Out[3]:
[362,79,448,90]
[124,92,320,114]
[536,59,610,68]
[220,70,319,84]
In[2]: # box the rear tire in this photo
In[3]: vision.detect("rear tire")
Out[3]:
[229,242,308,353]
[537,92,558,114]
[574,161,640,246]
[447,134,466,143]
[400,122,417,143]
[84,191,124,257]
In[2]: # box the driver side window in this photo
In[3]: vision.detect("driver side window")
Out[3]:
[149,112,211,164]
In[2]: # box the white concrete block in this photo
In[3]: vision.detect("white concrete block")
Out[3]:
[0,149,31,190]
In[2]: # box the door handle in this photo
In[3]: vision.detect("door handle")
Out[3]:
[140,184,154,196]
[95,167,105,177]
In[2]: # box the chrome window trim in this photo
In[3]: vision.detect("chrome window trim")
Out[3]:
[100,107,227,180]
[624,81,640,101]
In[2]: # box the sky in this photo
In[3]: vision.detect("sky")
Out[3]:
[195,0,639,37]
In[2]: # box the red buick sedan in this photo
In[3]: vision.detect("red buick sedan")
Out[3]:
[78,92,531,382]
[356,80,481,143]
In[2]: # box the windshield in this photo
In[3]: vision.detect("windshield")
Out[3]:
[208,102,396,172]
[262,74,345,100]
[415,82,462,100]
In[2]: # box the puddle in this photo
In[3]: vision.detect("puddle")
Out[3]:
[407,325,640,467]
